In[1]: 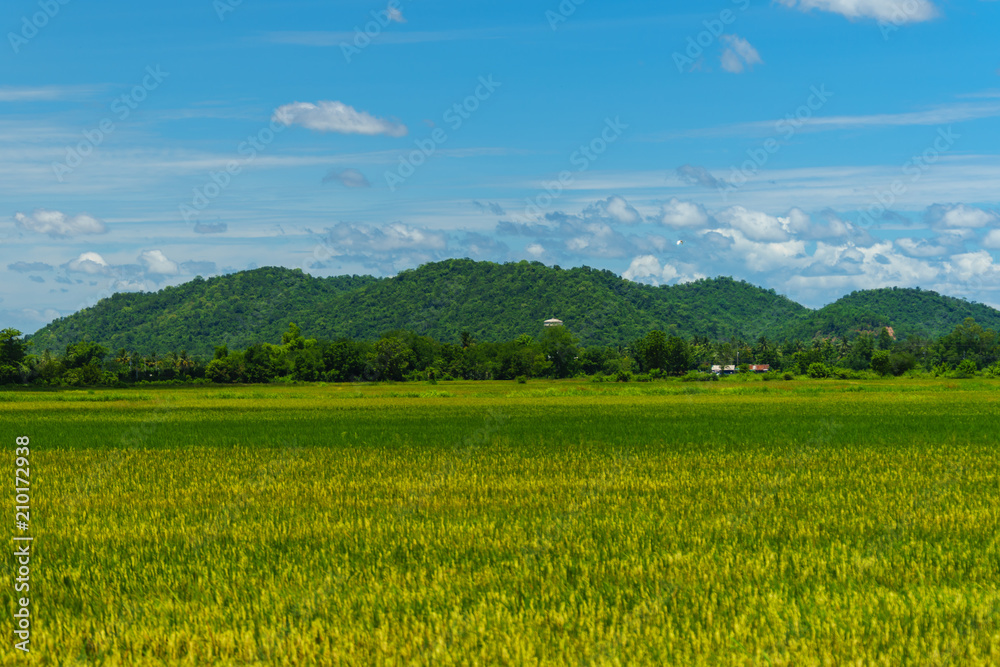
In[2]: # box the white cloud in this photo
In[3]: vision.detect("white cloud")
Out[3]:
[321,222,447,256]
[386,3,406,23]
[659,199,710,229]
[0,85,102,102]
[983,230,1000,249]
[139,250,179,276]
[525,243,546,257]
[926,203,1000,229]
[714,206,790,242]
[712,229,810,273]
[622,255,700,286]
[895,237,949,258]
[603,196,641,225]
[948,251,1000,283]
[14,210,107,238]
[719,35,763,74]
[776,0,938,23]
[585,195,640,225]
[66,252,110,275]
[273,101,407,137]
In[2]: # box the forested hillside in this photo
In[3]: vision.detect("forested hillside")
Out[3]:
[28,268,378,357]
[781,287,1000,341]
[24,260,1000,357]
[29,260,806,355]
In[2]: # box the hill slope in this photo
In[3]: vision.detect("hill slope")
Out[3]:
[27,261,1000,356]
[29,268,378,357]
[780,287,1000,340]
[27,260,807,356]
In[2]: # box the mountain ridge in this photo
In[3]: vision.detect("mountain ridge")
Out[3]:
[24,260,1000,356]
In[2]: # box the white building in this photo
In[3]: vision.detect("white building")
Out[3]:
[544,318,563,327]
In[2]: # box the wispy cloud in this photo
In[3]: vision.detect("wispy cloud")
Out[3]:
[0,85,104,102]
[719,35,763,74]
[669,102,1000,139]
[776,0,938,23]
[273,101,407,137]
[265,27,508,47]
[324,168,372,188]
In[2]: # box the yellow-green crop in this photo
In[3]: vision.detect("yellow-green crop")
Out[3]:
[1,379,998,665]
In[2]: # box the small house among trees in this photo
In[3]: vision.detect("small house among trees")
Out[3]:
[544,319,564,327]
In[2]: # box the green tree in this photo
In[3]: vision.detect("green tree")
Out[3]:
[540,326,580,378]
[871,350,892,376]
[368,337,415,381]
[877,327,895,351]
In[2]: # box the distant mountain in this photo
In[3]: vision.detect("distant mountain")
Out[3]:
[27,260,806,356]
[25,261,1000,356]
[779,287,1000,341]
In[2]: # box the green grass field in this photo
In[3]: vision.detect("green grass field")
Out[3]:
[2,379,999,665]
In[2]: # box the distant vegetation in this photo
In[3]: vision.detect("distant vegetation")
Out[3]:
[27,260,810,356]
[4,315,1000,387]
[7,259,1000,387]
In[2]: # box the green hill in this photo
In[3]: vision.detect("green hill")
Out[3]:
[780,287,1000,341]
[26,261,1000,357]
[27,260,807,356]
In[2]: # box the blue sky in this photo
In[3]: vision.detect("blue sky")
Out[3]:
[2,0,1000,334]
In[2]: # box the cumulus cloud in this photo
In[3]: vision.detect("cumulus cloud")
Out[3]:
[14,210,107,238]
[66,252,110,275]
[895,237,950,258]
[318,222,447,263]
[139,250,179,276]
[324,168,371,188]
[622,255,700,286]
[714,206,792,243]
[712,229,811,273]
[584,196,641,225]
[776,0,938,23]
[273,101,407,137]
[525,243,546,258]
[983,230,1000,249]
[926,203,1000,229]
[719,35,763,74]
[658,198,710,229]
[8,261,53,273]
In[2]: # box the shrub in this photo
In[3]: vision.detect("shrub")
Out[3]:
[807,363,830,379]
[871,350,892,376]
[515,375,528,384]
[681,371,718,383]
[953,359,978,379]
[615,371,632,383]
[782,372,795,381]
[634,374,652,383]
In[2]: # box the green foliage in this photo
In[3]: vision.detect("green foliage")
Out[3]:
[781,287,1000,340]
[26,261,809,355]
[954,359,979,378]
[871,350,892,376]
[807,362,830,379]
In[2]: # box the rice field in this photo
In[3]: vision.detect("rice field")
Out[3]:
[2,379,999,665]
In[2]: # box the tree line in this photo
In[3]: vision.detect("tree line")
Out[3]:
[2,317,1000,387]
